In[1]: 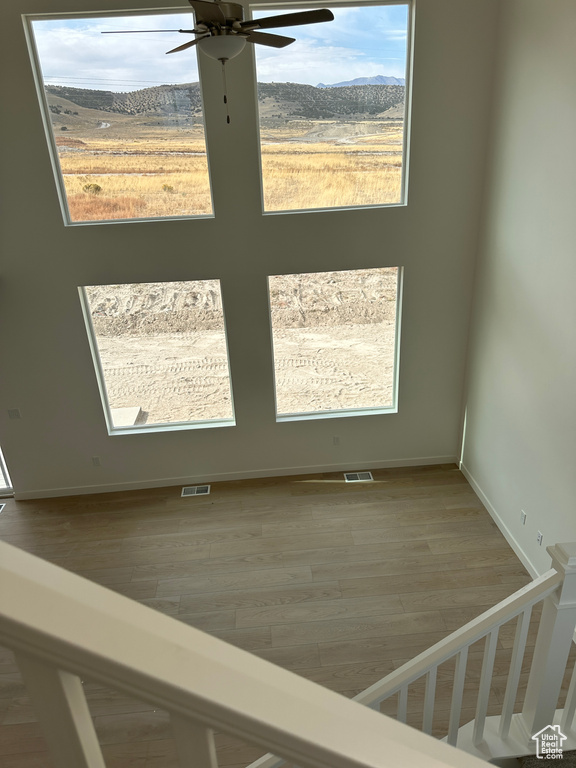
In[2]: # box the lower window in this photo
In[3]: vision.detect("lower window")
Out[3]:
[81,280,234,432]
[268,267,401,420]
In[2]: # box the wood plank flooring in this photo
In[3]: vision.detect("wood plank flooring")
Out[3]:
[0,464,552,767]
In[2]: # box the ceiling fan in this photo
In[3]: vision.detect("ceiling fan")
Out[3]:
[103,1,334,122]
[103,1,334,62]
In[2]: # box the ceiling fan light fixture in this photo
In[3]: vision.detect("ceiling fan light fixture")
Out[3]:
[198,33,246,61]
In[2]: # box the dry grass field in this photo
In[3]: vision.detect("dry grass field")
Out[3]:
[57,130,213,220]
[56,121,404,220]
[261,123,404,211]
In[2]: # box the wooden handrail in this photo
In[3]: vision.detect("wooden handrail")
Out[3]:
[0,541,489,768]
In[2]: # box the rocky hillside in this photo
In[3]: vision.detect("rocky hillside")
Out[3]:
[45,81,404,121]
[46,84,203,117]
[258,82,404,119]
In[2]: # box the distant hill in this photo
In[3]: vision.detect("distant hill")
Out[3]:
[45,84,203,116]
[258,82,404,120]
[45,81,405,123]
[317,75,405,88]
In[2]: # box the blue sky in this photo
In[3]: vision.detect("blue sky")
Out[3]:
[31,4,408,91]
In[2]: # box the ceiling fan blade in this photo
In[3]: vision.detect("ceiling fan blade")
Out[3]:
[240,8,334,31]
[245,30,295,48]
[188,0,226,24]
[166,36,208,54]
[101,29,198,34]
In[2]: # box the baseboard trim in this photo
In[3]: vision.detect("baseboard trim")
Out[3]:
[460,462,538,578]
[14,455,458,500]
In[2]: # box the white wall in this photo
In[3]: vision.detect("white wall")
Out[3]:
[0,0,499,498]
[462,0,576,575]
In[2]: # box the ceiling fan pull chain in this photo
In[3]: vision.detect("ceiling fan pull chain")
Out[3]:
[220,59,231,124]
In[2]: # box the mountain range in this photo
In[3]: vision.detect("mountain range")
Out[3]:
[317,75,405,88]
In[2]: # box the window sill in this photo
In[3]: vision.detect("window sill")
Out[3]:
[276,406,397,423]
[108,418,236,436]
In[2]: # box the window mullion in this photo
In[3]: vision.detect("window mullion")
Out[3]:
[198,37,264,222]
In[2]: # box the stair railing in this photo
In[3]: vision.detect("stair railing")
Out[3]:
[248,543,576,768]
[0,540,490,768]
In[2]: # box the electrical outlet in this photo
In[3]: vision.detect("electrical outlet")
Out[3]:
[520,510,527,525]
[333,436,340,446]
[91,456,101,467]
[537,531,543,546]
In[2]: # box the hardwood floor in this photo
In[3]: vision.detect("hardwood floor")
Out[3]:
[0,464,543,767]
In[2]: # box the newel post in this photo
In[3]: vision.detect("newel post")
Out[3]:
[521,543,576,738]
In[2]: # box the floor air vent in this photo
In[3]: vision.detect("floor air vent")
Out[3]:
[181,485,211,497]
[344,471,374,483]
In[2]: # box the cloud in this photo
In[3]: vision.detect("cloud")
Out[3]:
[252,3,408,83]
[31,13,200,90]
[255,39,404,85]
[30,4,409,90]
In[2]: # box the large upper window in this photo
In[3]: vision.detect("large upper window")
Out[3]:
[268,267,401,419]
[253,2,411,213]
[27,12,212,224]
[27,3,412,223]
[81,281,234,433]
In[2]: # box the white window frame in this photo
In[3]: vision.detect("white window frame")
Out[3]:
[23,8,215,227]
[0,447,13,494]
[79,284,236,436]
[249,0,414,216]
[24,0,414,224]
[268,266,403,423]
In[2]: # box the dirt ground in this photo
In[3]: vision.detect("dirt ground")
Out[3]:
[85,269,399,425]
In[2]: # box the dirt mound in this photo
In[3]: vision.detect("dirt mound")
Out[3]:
[270,268,398,328]
[86,281,224,336]
[55,137,87,148]
[93,310,224,335]
[301,122,389,142]
[86,269,398,337]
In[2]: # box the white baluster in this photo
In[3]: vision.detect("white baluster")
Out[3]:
[561,657,576,732]
[422,667,437,735]
[171,714,219,768]
[447,647,469,746]
[521,543,576,738]
[472,628,498,746]
[499,607,531,739]
[15,653,105,768]
[397,686,408,723]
